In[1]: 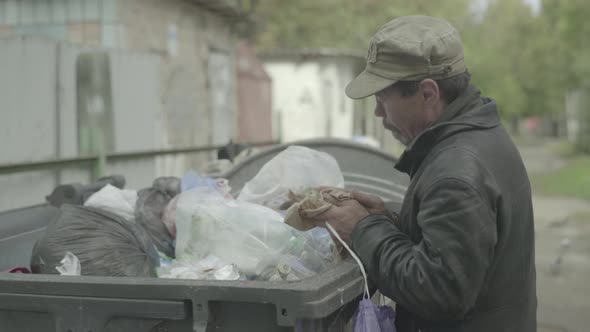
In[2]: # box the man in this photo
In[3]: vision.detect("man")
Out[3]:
[314,16,537,331]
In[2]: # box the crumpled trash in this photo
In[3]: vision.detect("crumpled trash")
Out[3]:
[158,255,242,281]
[84,184,137,221]
[284,188,353,231]
[214,264,242,280]
[238,146,345,210]
[258,255,316,281]
[55,252,81,276]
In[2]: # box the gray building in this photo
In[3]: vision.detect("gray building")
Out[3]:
[0,0,253,210]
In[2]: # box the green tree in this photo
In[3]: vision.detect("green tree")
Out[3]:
[253,0,589,139]
[542,0,590,152]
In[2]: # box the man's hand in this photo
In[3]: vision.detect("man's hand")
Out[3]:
[311,198,370,243]
[352,190,399,223]
[351,191,386,215]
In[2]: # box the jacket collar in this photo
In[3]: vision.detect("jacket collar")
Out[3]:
[394,85,501,176]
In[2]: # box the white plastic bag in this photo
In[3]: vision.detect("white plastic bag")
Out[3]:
[55,252,81,276]
[237,146,344,210]
[84,184,137,221]
[174,187,294,276]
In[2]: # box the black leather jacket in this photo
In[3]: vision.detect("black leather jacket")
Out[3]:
[351,85,537,332]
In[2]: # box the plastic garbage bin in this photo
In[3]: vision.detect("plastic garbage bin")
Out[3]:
[0,138,408,332]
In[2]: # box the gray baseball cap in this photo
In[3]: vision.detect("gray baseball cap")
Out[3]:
[346,15,467,99]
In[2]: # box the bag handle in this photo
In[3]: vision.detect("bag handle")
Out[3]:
[326,223,370,299]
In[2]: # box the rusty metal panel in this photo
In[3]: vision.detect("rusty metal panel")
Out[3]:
[236,41,272,143]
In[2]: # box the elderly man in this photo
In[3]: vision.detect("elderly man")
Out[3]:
[315,16,537,331]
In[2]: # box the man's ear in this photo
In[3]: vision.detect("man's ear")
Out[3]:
[419,79,441,104]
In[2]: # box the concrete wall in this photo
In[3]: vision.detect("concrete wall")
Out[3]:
[0,1,242,209]
[0,38,60,210]
[0,0,239,152]
[0,37,161,210]
[117,0,238,173]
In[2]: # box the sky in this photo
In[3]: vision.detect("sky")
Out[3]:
[472,0,542,16]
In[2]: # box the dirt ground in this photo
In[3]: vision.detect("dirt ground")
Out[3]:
[518,143,590,332]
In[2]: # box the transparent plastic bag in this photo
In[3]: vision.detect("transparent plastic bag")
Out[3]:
[237,146,344,210]
[174,188,294,277]
[162,171,232,239]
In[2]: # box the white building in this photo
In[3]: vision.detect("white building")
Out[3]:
[261,49,364,142]
[261,48,405,155]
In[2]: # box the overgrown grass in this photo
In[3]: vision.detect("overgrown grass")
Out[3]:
[531,156,590,201]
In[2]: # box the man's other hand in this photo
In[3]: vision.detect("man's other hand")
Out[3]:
[351,191,387,215]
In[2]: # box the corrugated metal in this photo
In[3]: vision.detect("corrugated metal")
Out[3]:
[0,38,58,164]
[236,40,273,143]
[0,37,164,209]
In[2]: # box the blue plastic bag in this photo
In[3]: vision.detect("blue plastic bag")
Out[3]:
[354,298,396,331]
[326,223,396,332]
[181,171,231,197]
[181,171,218,192]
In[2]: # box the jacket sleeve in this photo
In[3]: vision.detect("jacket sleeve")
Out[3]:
[351,178,497,321]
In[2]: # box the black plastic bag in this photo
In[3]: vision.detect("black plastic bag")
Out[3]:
[46,175,126,208]
[152,176,181,198]
[135,187,176,258]
[31,205,158,277]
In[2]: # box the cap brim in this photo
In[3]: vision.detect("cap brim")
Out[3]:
[345,70,397,99]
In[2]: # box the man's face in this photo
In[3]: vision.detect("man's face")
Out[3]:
[374,83,438,146]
